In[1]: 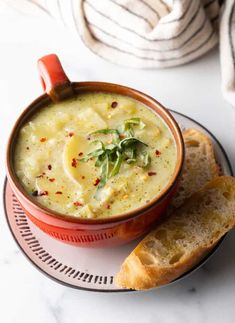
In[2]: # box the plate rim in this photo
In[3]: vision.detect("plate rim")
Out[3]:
[3,110,234,293]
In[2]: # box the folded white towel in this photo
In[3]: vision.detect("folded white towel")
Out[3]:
[4,0,235,107]
[220,0,235,107]
[78,0,219,68]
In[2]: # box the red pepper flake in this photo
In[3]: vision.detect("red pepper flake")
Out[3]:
[93,178,100,186]
[71,158,77,168]
[26,146,30,150]
[155,150,161,157]
[148,171,157,176]
[87,136,91,141]
[36,172,46,179]
[73,201,83,207]
[40,137,47,143]
[32,190,38,196]
[49,178,55,182]
[55,191,63,195]
[105,204,111,209]
[48,164,52,170]
[68,132,74,137]
[111,101,118,108]
[39,191,48,196]
[81,176,85,179]
[78,152,83,157]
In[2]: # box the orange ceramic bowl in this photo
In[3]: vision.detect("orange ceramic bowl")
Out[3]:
[6,54,184,248]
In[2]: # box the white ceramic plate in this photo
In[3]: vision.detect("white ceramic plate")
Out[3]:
[4,111,233,292]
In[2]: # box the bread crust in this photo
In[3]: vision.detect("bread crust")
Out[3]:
[171,128,219,208]
[115,176,235,290]
[184,128,219,175]
[115,247,211,290]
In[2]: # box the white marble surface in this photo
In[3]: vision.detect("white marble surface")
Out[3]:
[1,4,235,323]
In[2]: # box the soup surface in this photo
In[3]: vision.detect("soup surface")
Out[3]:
[14,93,177,218]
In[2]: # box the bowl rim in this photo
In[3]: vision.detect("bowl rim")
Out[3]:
[6,81,184,225]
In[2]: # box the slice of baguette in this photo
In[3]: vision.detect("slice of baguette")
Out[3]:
[115,176,235,290]
[171,128,219,209]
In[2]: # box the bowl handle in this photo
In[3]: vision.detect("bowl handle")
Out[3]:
[37,54,74,102]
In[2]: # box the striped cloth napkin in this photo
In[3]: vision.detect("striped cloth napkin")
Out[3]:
[5,0,235,106]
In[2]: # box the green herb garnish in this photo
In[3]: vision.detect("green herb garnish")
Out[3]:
[79,118,150,189]
[123,117,145,137]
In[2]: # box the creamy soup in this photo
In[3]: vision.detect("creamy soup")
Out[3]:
[14,93,177,218]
